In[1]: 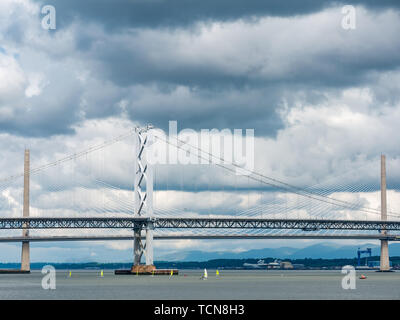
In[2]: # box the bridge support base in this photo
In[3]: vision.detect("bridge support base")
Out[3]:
[21,241,30,271]
[115,268,178,275]
[132,221,154,266]
[0,269,30,274]
[130,264,156,273]
[379,239,391,271]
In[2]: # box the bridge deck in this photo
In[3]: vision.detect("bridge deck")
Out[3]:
[0,234,398,242]
[0,217,397,231]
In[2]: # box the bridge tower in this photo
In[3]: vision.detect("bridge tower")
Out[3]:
[131,125,155,273]
[21,149,30,272]
[380,154,390,271]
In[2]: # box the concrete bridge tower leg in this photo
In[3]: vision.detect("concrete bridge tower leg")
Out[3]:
[380,154,390,271]
[21,149,30,272]
[145,159,154,266]
[133,229,142,265]
[145,223,154,266]
[131,125,155,273]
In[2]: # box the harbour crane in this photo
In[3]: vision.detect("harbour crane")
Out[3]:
[357,248,372,267]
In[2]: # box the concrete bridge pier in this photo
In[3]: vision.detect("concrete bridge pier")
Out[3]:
[145,223,154,266]
[131,226,155,273]
[380,154,390,271]
[133,229,142,266]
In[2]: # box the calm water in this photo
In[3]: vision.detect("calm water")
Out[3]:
[1,269,400,299]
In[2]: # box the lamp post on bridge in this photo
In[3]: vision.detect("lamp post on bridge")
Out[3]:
[132,125,155,273]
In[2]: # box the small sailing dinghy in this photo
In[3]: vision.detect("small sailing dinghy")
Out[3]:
[201,268,208,280]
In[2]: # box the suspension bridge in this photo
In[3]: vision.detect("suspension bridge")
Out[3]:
[0,125,397,273]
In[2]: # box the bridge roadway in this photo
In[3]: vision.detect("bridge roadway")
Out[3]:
[0,217,399,231]
[0,234,399,242]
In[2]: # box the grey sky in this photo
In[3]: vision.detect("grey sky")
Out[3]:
[0,1,399,136]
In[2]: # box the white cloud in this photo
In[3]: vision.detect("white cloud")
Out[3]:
[0,53,26,102]
[24,72,48,97]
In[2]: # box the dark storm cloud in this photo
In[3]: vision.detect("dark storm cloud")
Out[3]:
[71,6,400,136]
[70,1,400,92]
[33,0,400,30]
[2,0,400,138]
[0,90,80,137]
[124,85,285,134]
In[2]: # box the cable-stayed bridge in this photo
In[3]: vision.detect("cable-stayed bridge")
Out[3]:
[0,125,397,272]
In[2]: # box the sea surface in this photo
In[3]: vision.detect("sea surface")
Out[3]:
[0,269,400,300]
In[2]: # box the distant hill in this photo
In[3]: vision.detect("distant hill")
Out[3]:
[158,243,400,261]
[159,246,297,261]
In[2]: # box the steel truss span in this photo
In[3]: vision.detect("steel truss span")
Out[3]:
[0,217,399,231]
[0,217,149,229]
